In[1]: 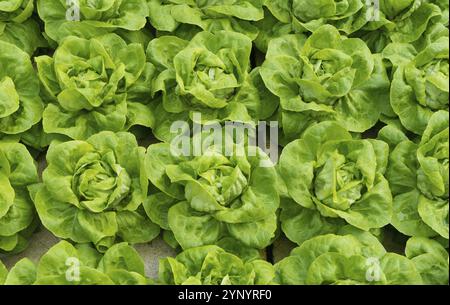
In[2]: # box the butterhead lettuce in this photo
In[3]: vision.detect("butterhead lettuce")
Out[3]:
[0,141,38,254]
[386,111,449,240]
[34,131,160,252]
[260,25,390,142]
[0,40,43,138]
[147,30,277,141]
[158,245,275,285]
[275,229,423,285]
[278,121,393,245]
[36,33,155,140]
[147,0,264,41]
[37,0,149,43]
[2,241,150,284]
[144,135,279,250]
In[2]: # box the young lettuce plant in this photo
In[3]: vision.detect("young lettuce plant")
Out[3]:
[37,0,149,43]
[278,121,392,245]
[159,245,275,285]
[383,36,449,135]
[147,0,264,41]
[274,228,424,285]
[34,131,160,252]
[386,110,449,240]
[0,0,46,54]
[260,25,390,142]
[0,141,39,254]
[2,241,150,285]
[144,135,279,250]
[0,41,43,139]
[147,30,278,142]
[36,33,155,140]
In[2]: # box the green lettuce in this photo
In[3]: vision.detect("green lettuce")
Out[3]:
[34,131,160,252]
[159,245,275,285]
[0,0,46,54]
[383,36,449,135]
[37,0,149,43]
[378,0,444,43]
[265,0,370,33]
[255,0,379,52]
[260,25,390,142]
[386,110,449,240]
[0,40,43,138]
[2,241,150,285]
[0,260,6,284]
[147,30,277,142]
[0,141,38,254]
[357,0,447,52]
[36,33,155,140]
[278,121,393,245]
[405,237,449,285]
[148,0,264,41]
[275,229,423,285]
[144,136,279,250]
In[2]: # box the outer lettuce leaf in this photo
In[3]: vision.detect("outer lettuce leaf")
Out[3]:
[0,260,7,284]
[358,0,446,52]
